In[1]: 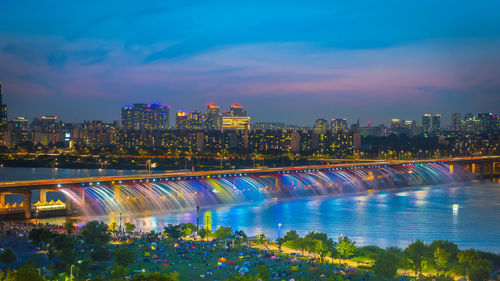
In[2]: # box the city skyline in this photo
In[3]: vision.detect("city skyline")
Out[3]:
[1,1,500,126]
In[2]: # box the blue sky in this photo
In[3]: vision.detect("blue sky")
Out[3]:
[1,0,499,126]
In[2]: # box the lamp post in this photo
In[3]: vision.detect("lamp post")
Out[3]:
[278,223,282,250]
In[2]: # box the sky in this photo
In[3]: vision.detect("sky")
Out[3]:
[1,0,500,126]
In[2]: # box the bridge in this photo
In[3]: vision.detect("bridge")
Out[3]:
[0,156,499,219]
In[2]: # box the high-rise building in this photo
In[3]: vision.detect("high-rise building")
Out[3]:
[230,104,246,117]
[0,82,7,130]
[331,118,348,132]
[432,114,441,132]
[205,104,221,131]
[422,114,431,133]
[314,119,329,134]
[452,113,461,131]
[176,111,189,129]
[121,103,170,130]
[189,110,203,129]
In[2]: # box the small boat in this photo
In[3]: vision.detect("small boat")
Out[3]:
[453,203,459,209]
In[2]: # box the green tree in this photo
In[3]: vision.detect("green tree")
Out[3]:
[458,249,492,281]
[110,265,130,280]
[434,248,451,274]
[52,234,75,268]
[129,272,178,281]
[404,239,428,275]
[80,221,110,246]
[64,219,75,235]
[0,248,17,266]
[281,230,299,243]
[198,228,210,241]
[163,224,183,240]
[374,251,399,280]
[4,266,46,281]
[214,226,234,240]
[234,230,247,241]
[180,223,196,237]
[114,246,136,267]
[125,222,136,232]
[337,236,357,265]
[29,228,55,248]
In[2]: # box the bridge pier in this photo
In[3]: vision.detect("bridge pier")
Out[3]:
[275,175,282,192]
[24,191,31,219]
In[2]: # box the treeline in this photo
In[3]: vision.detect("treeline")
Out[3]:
[277,230,497,281]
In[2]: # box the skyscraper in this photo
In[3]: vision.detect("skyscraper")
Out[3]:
[121,103,170,130]
[314,119,328,134]
[331,118,348,132]
[189,110,203,129]
[230,104,246,117]
[422,114,431,133]
[452,113,461,131]
[205,104,221,131]
[0,82,8,130]
[432,114,441,132]
[176,111,189,129]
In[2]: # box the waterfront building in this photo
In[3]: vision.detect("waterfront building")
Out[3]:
[432,114,441,132]
[205,104,221,131]
[230,104,247,117]
[452,113,461,131]
[121,103,170,130]
[314,119,329,134]
[176,111,189,130]
[422,114,431,133]
[189,110,203,130]
[331,118,348,132]
[0,82,7,130]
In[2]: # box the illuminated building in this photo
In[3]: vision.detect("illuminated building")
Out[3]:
[422,114,431,133]
[189,110,203,130]
[230,104,247,117]
[205,104,221,131]
[432,114,441,132]
[452,113,461,131]
[314,119,328,134]
[222,116,250,131]
[176,111,189,129]
[331,118,348,132]
[121,103,170,130]
[0,82,7,130]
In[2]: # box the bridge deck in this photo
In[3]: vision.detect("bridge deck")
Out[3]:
[0,156,497,191]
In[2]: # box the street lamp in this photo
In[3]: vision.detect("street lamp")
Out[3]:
[278,223,282,250]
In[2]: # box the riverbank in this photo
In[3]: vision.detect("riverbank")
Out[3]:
[0,221,499,281]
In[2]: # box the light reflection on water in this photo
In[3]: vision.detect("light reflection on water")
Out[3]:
[35,182,500,253]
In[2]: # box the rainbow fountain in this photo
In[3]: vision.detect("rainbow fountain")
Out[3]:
[53,163,471,216]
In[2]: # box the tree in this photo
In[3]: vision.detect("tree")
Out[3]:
[234,230,247,241]
[434,248,451,274]
[52,234,75,268]
[114,246,136,267]
[404,239,428,275]
[374,251,399,280]
[80,221,110,246]
[198,228,211,241]
[4,267,46,281]
[29,228,55,248]
[458,249,492,281]
[256,234,267,245]
[163,224,183,240]
[337,236,357,265]
[125,222,136,232]
[64,219,75,235]
[214,226,234,240]
[282,230,300,243]
[0,248,17,266]
[180,223,196,237]
[129,272,178,281]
